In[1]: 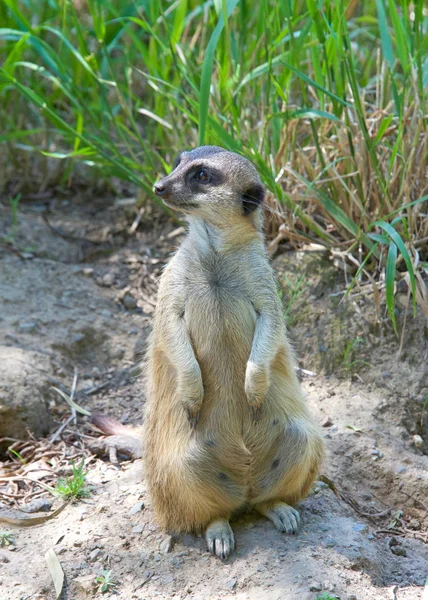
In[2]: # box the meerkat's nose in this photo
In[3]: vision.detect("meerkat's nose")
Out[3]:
[154,181,167,196]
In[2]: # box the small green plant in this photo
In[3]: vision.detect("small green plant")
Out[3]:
[96,569,117,594]
[342,337,370,376]
[0,532,15,547]
[54,460,90,500]
[316,594,339,600]
[5,193,21,243]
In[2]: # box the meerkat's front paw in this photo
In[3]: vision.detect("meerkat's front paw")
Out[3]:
[245,361,270,420]
[179,369,204,430]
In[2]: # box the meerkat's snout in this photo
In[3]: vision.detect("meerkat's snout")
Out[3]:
[153,181,168,197]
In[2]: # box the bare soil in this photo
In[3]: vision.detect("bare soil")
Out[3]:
[0,197,427,600]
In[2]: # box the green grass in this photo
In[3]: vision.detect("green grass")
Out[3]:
[54,459,90,500]
[0,0,427,329]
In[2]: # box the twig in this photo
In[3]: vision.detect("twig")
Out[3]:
[50,414,75,444]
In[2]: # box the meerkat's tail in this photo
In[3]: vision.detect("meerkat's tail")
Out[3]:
[91,412,142,439]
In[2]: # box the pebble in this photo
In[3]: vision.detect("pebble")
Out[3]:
[129,502,145,515]
[322,580,335,591]
[101,273,114,287]
[408,518,421,530]
[22,498,53,513]
[129,327,139,335]
[160,535,175,554]
[73,575,94,594]
[308,581,322,592]
[321,415,333,427]
[122,292,138,310]
[226,577,237,591]
[5,333,19,343]
[132,525,144,534]
[17,322,37,333]
[101,309,112,318]
[82,268,94,277]
[89,548,101,562]
[352,523,369,534]
[109,346,125,360]
[390,545,407,557]
[412,434,423,448]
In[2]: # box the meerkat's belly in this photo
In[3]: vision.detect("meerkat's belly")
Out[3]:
[185,286,256,395]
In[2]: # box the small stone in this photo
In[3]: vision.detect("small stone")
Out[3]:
[101,273,114,287]
[226,577,237,591]
[22,498,53,513]
[129,327,138,335]
[352,523,369,534]
[122,292,138,310]
[160,535,175,554]
[129,502,145,515]
[82,268,94,277]
[349,595,358,600]
[309,581,322,592]
[101,309,112,318]
[18,322,37,333]
[408,518,421,530]
[390,545,407,557]
[322,580,335,591]
[132,525,144,534]
[0,556,10,563]
[321,416,333,427]
[89,548,101,562]
[154,553,161,562]
[56,546,67,555]
[109,345,125,360]
[396,466,407,474]
[5,333,19,343]
[412,434,423,448]
[74,575,94,594]
[73,541,83,547]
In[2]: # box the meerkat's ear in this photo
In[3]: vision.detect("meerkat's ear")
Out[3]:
[242,183,265,215]
[172,152,182,169]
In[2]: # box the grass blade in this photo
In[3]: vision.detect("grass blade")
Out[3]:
[386,241,398,334]
[198,0,240,145]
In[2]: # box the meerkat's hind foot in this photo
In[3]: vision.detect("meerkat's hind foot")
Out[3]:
[257,501,301,535]
[205,519,235,560]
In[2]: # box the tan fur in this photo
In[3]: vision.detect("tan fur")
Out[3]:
[144,146,325,545]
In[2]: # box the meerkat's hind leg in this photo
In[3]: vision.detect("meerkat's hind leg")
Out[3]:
[205,519,235,559]
[256,501,301,534]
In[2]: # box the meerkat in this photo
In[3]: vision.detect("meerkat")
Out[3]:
[144,146,325,559]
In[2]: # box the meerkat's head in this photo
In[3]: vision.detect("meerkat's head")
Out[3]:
[153,146,264,224]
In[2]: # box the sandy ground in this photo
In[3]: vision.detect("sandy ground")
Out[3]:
[0,197,427,600]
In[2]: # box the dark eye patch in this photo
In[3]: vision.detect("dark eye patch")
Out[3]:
[186,164,225,191]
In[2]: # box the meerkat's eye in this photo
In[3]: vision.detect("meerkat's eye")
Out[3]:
[195,169,210,183]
